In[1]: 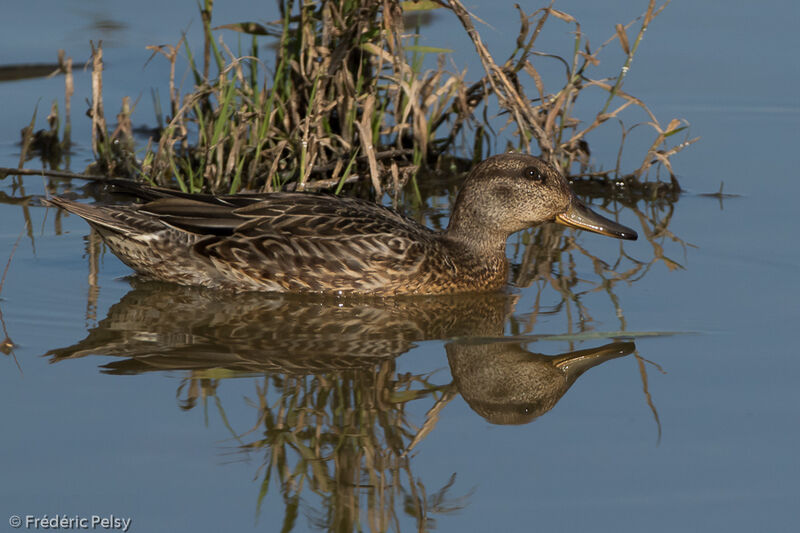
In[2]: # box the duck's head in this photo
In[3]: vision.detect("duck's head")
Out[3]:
[447,153,638,247]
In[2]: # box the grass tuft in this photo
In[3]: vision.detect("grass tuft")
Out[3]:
[17,0,692,196]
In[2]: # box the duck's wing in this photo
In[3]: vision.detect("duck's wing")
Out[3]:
[185,194,434,292]
[48,190,435,292]
[139,192,416,237]
[100,178,275,207]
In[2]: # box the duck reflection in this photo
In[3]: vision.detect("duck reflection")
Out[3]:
[447,340,634,425]
[46,281,641,530]
[47,279,514,373]
[48,280,636,425]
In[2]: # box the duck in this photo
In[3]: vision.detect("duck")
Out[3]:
[45,153,637,295]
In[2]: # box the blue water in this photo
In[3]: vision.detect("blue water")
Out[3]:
[2,1,799,532]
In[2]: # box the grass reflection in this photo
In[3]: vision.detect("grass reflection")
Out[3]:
[239,365,461,530]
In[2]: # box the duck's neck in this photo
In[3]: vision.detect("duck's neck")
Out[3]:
[445,207,509,260]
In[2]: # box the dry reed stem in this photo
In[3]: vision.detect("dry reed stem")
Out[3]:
[89,41,107,162]
[17,109,36,169]
[63,53,73,148]
[356,94,382,195]
[0,167,110,182]
[446,0,553,155]
[0,223,27,298]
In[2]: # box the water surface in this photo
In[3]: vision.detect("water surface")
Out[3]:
[1,1,799,532]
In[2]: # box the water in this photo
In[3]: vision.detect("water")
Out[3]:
[1,1,799,532]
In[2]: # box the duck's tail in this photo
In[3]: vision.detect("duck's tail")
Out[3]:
[43,196,164,237]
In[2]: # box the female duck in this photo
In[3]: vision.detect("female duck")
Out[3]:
[46,153,636,294]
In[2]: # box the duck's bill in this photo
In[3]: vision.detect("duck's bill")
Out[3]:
[555,200,638,240]
[552,341,636,371]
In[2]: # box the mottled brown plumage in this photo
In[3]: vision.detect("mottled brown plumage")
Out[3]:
[45,153,637,294]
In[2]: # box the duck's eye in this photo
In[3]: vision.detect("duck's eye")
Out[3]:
[525,167,544,182]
